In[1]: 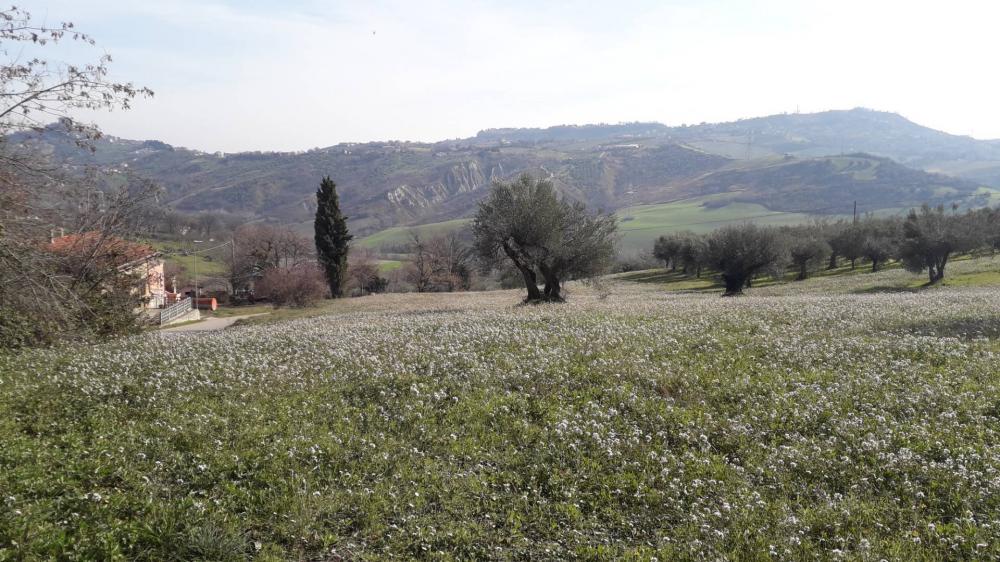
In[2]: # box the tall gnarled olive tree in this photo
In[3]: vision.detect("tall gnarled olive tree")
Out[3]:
[473,175,616,302]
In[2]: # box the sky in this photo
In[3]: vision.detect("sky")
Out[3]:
[16,0,1000,152]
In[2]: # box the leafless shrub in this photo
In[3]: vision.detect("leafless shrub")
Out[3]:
[254,263,328,308]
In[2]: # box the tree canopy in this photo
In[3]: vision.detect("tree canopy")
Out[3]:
[473,175,616,302]
[314,177,352,298]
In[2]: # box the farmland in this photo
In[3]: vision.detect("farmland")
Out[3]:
[355,197,839,254]
[2,258,1000,560]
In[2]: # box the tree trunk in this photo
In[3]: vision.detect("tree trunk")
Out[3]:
[538,264,564,302]
[827,253,838,270]
[518,264,542,300]
[502,242,541,301]
[797,262,808,281]
[544,276,562,302]
[934,254,948,283]
[850,258,856,270]
[871,259,880,273]
[722,274,745,296]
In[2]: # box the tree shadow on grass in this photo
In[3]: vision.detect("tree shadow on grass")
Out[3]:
[890,316,1000,339]
[616,269,721,292]
[616,270,686,284]
[853,285,920,295]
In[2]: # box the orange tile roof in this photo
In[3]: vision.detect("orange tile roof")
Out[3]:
[48,232,159,268]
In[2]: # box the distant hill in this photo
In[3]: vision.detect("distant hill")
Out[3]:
[8,108,999,238]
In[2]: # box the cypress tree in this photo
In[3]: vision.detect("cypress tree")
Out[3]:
[314,176,352,298]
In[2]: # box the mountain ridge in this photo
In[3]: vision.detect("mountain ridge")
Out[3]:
[8,108,1000,238]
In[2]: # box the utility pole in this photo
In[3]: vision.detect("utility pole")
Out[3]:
[193,249,199,301]
[230,238,237,294]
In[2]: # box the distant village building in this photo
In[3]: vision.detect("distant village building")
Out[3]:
[48,232,166,309]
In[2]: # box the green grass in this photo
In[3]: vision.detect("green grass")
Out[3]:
[150,241,227,276]
[377,259,403,273]
[617,196,825,252]
[207,305,274,318]
[355,196,829,255]
[356,219,472,250]
[3,260,1000,559]
[619,255,1000,296]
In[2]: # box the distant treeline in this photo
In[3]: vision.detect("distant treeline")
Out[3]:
[652,205,1000,295]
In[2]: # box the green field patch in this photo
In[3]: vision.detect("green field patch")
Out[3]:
[357,218,472,250]
[150,240,228,276]
[377,259,403,273]
[615,196,816,252]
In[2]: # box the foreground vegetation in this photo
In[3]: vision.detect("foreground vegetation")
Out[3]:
[2,259,1000,560]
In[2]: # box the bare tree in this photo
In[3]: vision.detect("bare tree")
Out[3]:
[0,7,153,348]
[255,263,328,308]
[403,232,435,293]
[0,6,151,140]
[226,224,313,296]
[347,247,387,296]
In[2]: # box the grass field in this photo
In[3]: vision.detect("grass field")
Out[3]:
[377,259,404,273]
[356,219,473,250]
[615,197,816,252]
[353,195,905,255]
[2,259,1000,559]
[150,240,228,277]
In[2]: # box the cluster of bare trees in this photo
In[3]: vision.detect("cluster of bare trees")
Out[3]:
[224,224,324,306]
[0,6,155,348]
[148,209,245,240]
[402,232,474,293]
[654,205,1000,295]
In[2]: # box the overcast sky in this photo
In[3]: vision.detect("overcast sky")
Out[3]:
[18,0,1000,152]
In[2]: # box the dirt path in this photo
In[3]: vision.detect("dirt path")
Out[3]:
[161,313,269,333]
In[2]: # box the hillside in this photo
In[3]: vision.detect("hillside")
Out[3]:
[9,108,999,238]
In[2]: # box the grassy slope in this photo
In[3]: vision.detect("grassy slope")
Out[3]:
[150,240,228,277]
[2,259,1000,559]
[355,197,823,255]
[616,254,1000,293]
[616,196,817,252]
[353,195,917,255]
[356,219,472,250]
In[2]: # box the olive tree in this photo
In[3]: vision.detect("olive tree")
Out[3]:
[830,225,865,270]
[899,205,980,284]
[473,175,616,302]
[653,234,684,271]
[707,223,788,296]
[677,232,710,278]
[788,235,831,280]
[859,218,900,273]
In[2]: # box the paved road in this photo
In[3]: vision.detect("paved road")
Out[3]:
[161,313,269,333]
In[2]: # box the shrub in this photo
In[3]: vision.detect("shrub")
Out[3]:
[255,263,328,307]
